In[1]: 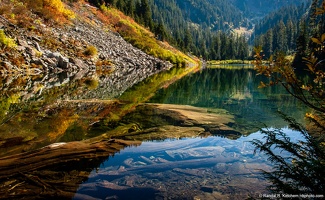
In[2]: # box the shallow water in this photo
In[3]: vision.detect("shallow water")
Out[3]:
[0,65,308,199]
[72,67,307,199]
[73,129,304,200]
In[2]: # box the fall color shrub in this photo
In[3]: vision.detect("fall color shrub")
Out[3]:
[84,45,98,57]
[84,78,99,90]
[23,0,75,19]
[96,59,114,75]
[251,1,325,195]
[98,4,195,67]
[0,0,75,25]
[22,0,74,23]
[0,30,17,49]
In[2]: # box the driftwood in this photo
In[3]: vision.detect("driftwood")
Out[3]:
[0,139,141,199]
[0,139,140,179]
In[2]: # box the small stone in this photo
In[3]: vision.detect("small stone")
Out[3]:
[47,52,61,60]
[33,41,42,52]
[17,39,28,46]
[32,36,41,42]
[25,46,36,57]
[58,55,69,69]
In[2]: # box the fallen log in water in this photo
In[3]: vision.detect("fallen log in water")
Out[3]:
[0,139,140,179]
[0,139,140,199]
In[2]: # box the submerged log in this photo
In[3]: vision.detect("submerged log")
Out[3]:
[0,139,141,179]
[0,139,140,199]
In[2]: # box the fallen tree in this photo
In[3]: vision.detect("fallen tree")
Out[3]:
[0,139,140,199]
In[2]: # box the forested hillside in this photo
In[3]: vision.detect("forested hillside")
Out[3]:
[88,0,252,60]
[87,0,314,61]
[231,0,309,19]
[253,0,324,59]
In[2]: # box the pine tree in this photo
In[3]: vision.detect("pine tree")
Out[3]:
[220,32,228,59]
[237,34,248,60]
[287,19,296,52]
[142,0,154,29]
[184,28,193,52]
[296,19,308,56]
[154,22,168,41]
[116,0,126,12]
[227,36,235,59]
[274,20,288,53]
[265,29,273,57]
[309,0,319,37]
[126,0,135,17]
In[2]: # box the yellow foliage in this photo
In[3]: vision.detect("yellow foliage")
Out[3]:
[97,4,196,66]
[43,0,75,19]
[84,45,98,57]
[20,0,75,22]
[0,30,17,49]
[84,78,99,90]
[47,111,79,140]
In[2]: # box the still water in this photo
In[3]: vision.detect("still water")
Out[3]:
[73,66,306,199]
[74,129,304,200]
[0,65,307,199]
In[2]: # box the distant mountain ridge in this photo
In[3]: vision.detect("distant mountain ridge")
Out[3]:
[85,0,313,59]
[152,0,247,32]
[151,0,310,33]
[230,0,310,19]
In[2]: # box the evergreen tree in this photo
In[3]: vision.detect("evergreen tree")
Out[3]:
[116,0,126,12]
[309,0,319,37]
[154,22,168,41]
[238,34,249,60]
[287,19,296,52]
[265,29,273,57]
[277,20,288,53]
[220,32,228,59]
[142,0,154,29]
[184,28,193,52]
[211,32,221,60]
[125,0,135,17]
[199,39,208,59]
[296,19,308,57]
[227,36,235,59]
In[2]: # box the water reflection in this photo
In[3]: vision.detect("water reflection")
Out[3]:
[74,130,304,200]
[0,66,195,156]
[0,65,309,199]
[149,67,308,131]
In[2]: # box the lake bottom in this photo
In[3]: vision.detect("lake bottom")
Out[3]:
[74,132,279,200]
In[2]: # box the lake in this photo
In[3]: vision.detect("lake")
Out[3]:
[0,65,307,199]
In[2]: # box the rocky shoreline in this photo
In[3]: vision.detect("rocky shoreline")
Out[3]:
[0,3,172,99]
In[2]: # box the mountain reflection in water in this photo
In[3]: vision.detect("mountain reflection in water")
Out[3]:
[0,65,309,199]
[149,66,308,130]
[74,129,303,200]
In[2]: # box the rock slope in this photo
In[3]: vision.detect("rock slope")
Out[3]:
[0,3,172,99]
